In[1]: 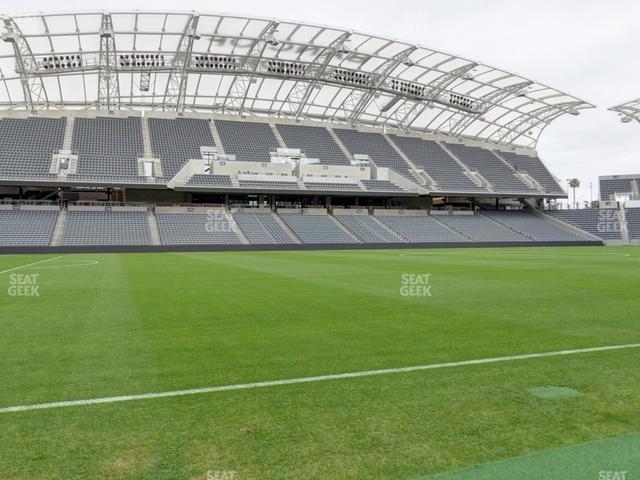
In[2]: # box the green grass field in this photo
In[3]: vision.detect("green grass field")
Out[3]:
[1,246,639,479]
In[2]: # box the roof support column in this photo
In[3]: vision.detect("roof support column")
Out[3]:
[162,13,199,112]
[97,13,120,110]
[1,16,48,110]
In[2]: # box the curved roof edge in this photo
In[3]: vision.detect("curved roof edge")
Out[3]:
[610,99,640,124]
[0,10,594,147]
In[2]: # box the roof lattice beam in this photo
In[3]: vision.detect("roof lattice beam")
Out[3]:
[347,46,417,125]
[386,63,478,131]
[221,20,279,114]
[490,101,583,145]
[1,16,48,109]
[97,13,120,110]
[284,32,352,120]
[448,80,533,136]
[162,13,199,112]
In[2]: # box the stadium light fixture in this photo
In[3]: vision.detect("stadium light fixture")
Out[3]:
[266,32,279,47]
[400,54,414,67]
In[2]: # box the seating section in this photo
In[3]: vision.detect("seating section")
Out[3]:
[0,206,602,248]
[277,124,349,165]
[500,151,564,195]
[304,182,361,191]
[333,129,412,179]
[600,178,636,201]
[547,209,622,240]
[361,180,405,192]
[233,212,296,244]
[187,174,234,188]
[72,117,144,180]
[61,211,151,246]
[279,214,356,244]
[156,212,242,245]
[434,214,528,242]
[445,143,538,194]
[149,118,215,178]
[389,135,485,193]
[625,208,640,240]
[0,209,58,246]
[336,215,401,243]
[482,211,583,241]
[215,120,280,162]
[0,117,65,178]
[375,215,467,243]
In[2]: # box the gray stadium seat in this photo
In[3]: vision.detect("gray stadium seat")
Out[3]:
[0,117,65,178]
[156,213,242,245]
[233,212,296,244]
[215,120,280,162]
[375,215,468,243]
[149,117,215,178]
[500,151,564,195]
[389,135,485,193]
[279,213,356,244]
[547,209,622,240]
[61,211,151,246]
[277,124,349,165]
[334,129,413,180]
[483,211,583,241]
[434,214,528,242]
[445,143,539,194]
[72,117,145,181]
[0,210,58,246]
[335,215,401,243]
[625,208,640,240]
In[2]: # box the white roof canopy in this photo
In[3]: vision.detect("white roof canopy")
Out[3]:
[0,11,593,147]
[610,99,640,124]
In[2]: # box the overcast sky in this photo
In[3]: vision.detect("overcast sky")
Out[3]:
[5,0,639,204]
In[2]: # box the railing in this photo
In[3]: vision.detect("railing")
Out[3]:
[0,199,58,206]
[68,201,149,208]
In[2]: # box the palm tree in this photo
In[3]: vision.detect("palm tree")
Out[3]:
[568,178,581,209]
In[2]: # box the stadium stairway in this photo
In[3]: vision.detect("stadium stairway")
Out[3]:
[618,207,631,244]
[437,142,492,192]
[50,208,66,247]
[429,215,476,241]
[147,209,162,246]
[370,215,406,242]
[273,213,303,243]
[327,128,354,163]
[478,211,537,241]
[328,213,362,242]
[383,134,430,188]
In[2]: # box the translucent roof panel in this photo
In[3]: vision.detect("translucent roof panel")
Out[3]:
[0,10,593,147]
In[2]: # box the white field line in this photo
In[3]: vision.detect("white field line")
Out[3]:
[0,256,63,275]
[27,261,100,270]
[2,343,640,414]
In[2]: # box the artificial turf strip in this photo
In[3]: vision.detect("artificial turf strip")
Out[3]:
[420,432,640,480]
[0,246,639,479]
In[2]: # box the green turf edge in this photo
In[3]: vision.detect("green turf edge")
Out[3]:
[418,432,640,480]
